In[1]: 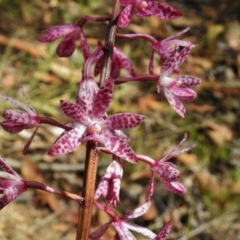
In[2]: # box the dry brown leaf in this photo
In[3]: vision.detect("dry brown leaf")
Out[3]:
[21,158,60,211]
[177,153,198,166]
[202,120,233,146]
[0,34,46,57]
[188,103,216,113]
[194,171,227,201]
[138,94,169,113]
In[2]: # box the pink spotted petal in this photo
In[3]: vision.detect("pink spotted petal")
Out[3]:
[111,60,121,78]
[38,24,77,42]
[79,28,90,60]
[120,0,133,6]
[163,181,186,194]
[112,222,137,240]
[114,130,132,142]
[3,109,40,125]
[160,133,195,162]
[164,28,190,41]
[137,1,182,19]
[164,87,186,118]
[174,43,195,69]
[86,131,137,163]
[1,121,30,133]
[101,113,145,130]
[76,77,99,115]
[0,92,35,114]
[123,201,151,220]
[118,5,134,28]
[170,86,197,101]
[154,222,172,240]
[92,78,114,120]
[0,182,27,210]
[89,221,112,240]
[0,156,20,178]
[148,171,154,200]
[123,222,156,239]
[48,126,86,156]
[94,52,104,76]
[152,162,180,182]
[173,75,201,88]
[56,38,76,57]
[94,160,123,207]
[114,47,136,76]
[60,100,90,125]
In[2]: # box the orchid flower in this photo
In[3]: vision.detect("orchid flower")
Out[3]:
[91,174,171,240]
[0,156,27,210]
[38,24,89,58]
[118,0,181,28]
[0,88,40,134]
[48,77,145,163]
[158,43,201,118]
[151,133,195,194]
[149,28,195,74]
[94,159,123,208]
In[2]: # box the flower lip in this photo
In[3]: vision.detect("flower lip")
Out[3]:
[88,122,102,135]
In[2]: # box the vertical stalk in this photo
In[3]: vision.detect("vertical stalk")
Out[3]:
[75,141,99,240]
[75,1,121,239]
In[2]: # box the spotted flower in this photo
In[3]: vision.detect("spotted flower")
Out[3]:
[118,0,181,28]
[48,77,145,163]
[0,156,27,210]
[158,44,201,117]
[151,133,194,194]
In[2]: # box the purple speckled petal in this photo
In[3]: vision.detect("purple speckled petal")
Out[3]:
[77,77,99,115]
[89,222,112,240]
[118,5,134,28]
[0,183,26,210]
[162,181,186,195]
[112,222,137,240]
[123,222,156,239]
[0,92,35,114]
[154,222,172,240]
[159,133,195,163]
[122,201,151,220]
[48,126,86,156]
[120,0,133,6]
[114,47,136,76]
[152,162,180,182]
[1,122,26,134]
[0,156,20,178]
[94,160,123,208]
[173,75,201,88]
[60,100,90,126]
[56,38,76,57]
[79,28,90,60]
[137,1,181,19]
[3,109,40,125]
[101,113,145,130]
[92,78,114,120]
[170,86,197,101]
[87,131,137,163]
[164,87,186,118]
[38,24,77,42]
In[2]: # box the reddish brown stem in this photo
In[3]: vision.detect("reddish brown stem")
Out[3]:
[75,1,121,239]
[75,141,99,240]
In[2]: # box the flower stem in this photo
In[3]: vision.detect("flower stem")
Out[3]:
[99,0,121,85]
[75,141,99,240]
[75,1,120,239]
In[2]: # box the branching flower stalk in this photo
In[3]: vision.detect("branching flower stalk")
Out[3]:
[0,0,201,239]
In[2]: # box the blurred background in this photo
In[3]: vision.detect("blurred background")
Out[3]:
[0,0,240,239]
